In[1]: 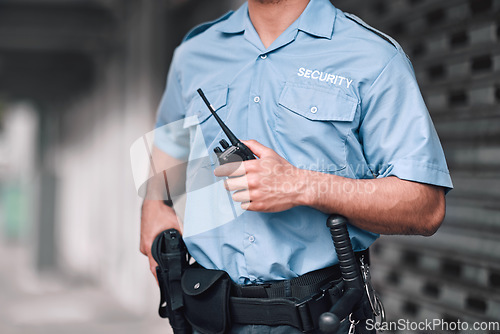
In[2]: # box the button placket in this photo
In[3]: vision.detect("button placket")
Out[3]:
[243,51,269,282]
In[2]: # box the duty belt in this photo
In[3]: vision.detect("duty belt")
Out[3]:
[229,249,370,333]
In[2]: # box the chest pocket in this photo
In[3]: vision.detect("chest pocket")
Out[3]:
[183,85,229,129]
[275,83,359,172]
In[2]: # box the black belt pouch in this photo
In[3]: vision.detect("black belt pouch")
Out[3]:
[181,267,231,334]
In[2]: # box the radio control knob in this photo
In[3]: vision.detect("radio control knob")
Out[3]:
[220,139,230,149]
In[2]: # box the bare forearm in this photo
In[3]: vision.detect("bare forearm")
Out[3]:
[300,172,446,236]
[140,199,182,281]
[140,200,181,252]
[217,140,446,236]
[140,147,186,277]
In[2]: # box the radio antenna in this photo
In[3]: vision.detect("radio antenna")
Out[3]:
[197,89,240,146]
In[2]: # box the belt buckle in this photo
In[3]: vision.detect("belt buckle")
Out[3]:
[236,282,272,298]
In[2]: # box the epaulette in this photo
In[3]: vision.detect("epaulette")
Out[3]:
[183,11,234,43]
[344,12,401,50]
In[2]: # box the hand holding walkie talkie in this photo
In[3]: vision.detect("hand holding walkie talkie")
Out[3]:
[197,89,256,165]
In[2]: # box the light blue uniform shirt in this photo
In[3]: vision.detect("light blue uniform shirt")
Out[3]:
[155,0,453,284]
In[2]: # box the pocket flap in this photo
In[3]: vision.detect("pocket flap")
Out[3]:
[182,267,230,296]
[183,86,229,128]
[278,84,358,122]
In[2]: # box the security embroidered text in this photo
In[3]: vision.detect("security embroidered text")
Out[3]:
[297,67,353,88]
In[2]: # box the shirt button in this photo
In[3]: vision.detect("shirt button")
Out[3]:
[254,96,261,103]
[310,106,318,114]
[260,54,267,59]
[249,235,255,243]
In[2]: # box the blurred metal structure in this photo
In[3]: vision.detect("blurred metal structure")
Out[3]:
[0,0,236,320]
[335,0,500,329]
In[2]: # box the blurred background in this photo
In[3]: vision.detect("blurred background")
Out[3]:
[0,0,499,333]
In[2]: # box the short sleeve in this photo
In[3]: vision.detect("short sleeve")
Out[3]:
[360,51,453,192]
[154,51,190,160]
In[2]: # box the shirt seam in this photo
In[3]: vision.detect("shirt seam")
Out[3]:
[380,159,450,175]
[173,54,187,117]
[359,50,399,109]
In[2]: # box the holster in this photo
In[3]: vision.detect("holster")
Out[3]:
[151,229,192,334]
[152,230,232,334]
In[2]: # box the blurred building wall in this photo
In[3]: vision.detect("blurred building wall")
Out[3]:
[335,0,500,327]
[53,0,239,312]
[0,0,237,315]
[0,102,38,242]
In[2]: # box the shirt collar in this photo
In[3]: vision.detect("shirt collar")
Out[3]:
[216,2,248,34]
[216,0,337,39]
[298,0,337,39]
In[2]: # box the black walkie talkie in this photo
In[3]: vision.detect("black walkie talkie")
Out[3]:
[197,88,256,165]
